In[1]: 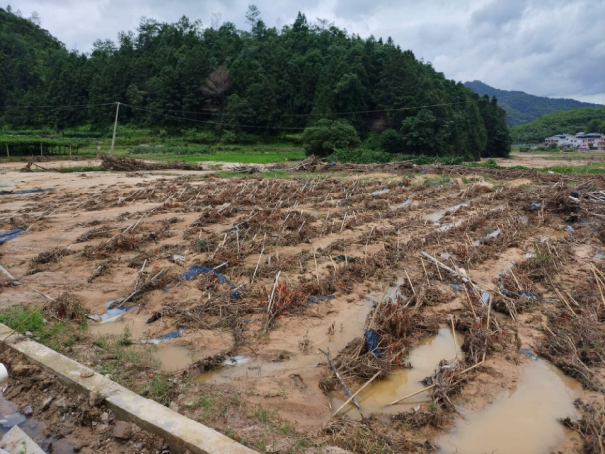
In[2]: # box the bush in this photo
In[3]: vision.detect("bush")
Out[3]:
[184,130,217,144]
[379,129,402,153]
[392,154,465,165]
[327,148,390,164]
[282,133,303,144]
[519,146,530,153]
[236,132,260,144]
[221,130,238,144]
[301,119,360,157]
[131,146,214,155]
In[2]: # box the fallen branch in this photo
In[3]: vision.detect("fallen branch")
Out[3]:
[320,347,361,410]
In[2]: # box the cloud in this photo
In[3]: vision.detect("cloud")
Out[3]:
[9,0,605,103]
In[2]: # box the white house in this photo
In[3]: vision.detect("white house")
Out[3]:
[545,132,604,150]
[545,134,574,146]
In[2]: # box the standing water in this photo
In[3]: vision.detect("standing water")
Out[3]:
[332,327,463,419]
[437,359,580,454]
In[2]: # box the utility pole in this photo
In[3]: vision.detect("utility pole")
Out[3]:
[110,102,120,157]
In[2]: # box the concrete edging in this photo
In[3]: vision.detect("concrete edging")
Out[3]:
[0,323,255,454]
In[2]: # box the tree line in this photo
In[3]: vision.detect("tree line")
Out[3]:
[0,6,511,159]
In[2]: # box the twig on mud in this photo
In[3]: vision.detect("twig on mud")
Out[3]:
[320,347,361,410]
[263,271,281,333]
[387,361,483,406]
[332,371,381,417]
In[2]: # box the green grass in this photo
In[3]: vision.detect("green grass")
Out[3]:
[157,150,305,164]
[0,304,86,354]
[540,165,605,174]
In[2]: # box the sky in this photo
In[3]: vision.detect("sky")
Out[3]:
[8,0,605,104]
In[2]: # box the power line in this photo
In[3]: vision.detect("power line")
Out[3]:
[3,102,115,110]
[120,103,307,130]
[119,100,472,118]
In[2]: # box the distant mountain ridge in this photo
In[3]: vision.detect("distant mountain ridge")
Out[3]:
[464,80,601,127]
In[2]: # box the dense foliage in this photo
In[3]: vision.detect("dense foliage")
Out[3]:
[465,80,601,127]
[0,7,510,159]
[510,107,605,143]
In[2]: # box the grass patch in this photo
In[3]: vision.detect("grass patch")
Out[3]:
[0,304,86,354]
[540,165,605,174]
[165,150,305,164]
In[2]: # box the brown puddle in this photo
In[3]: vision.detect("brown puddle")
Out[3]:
[196,284,399,383]
[87,315,148,337]
[151,345,199,372]
[332,327,463,419]
[436,359,580,454]
[197,297,375,383]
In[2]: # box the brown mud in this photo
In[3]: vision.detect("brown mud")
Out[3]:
[1,159,605,452]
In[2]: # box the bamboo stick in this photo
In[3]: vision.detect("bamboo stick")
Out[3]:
[332,372,381,417]
[387,361,483,406]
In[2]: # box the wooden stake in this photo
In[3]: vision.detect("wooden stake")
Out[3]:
[420,257,430,286]
[451,316,459,359]
[404,269,415,295]
[332,372,381,417]
[251,245,264,284]
[368,285,390,331]
[387,361,483,406]
[314,249,320,285]
[320,348,360,409]
[264,271,281,333]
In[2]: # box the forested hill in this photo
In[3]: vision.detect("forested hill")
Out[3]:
[464,80,601,127]
[510,107,605,143]
[0,7,510,159]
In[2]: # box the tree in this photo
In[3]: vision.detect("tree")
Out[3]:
[379,129,403,153]
[211,12,222,30]
[400,109,439,155]
[6,5,11,13]
[201,66,230,113]
[28,11,40,26]
[587,119,605,133]
[245,5,261,28]
[301,119,360,157]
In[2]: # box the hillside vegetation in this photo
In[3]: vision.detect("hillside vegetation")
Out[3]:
[510,107,605,143]
[0,7,510,159]
[465,80,601,127]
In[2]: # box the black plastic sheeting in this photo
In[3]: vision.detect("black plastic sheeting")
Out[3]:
[0,188,55,195]
[308,295,336,304]
[365,329,381,357]
[334,255,358,263]
[0,228,25,245]
[180,265,240,299]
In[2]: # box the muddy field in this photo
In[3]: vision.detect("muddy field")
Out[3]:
[1,160,605,453]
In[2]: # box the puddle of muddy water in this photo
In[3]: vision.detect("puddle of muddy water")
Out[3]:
[196,283,407,383]
[151,345,199,372]
[0,395,74,453]
[436,359,580,454]
[197,297,375,383]
[424,204,468,224]
[331,327,463,419]
[87,314,148,337]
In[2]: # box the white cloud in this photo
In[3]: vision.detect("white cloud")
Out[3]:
[9,0,605,103]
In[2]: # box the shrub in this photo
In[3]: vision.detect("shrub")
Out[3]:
[379,129,402,153]
[282,133,303,144]
[184,130,217,144]
[519,146,530,153]
[131,146,214,155]
[301,119,360,157]
[327,148,390,164]
[221,130,238,144]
